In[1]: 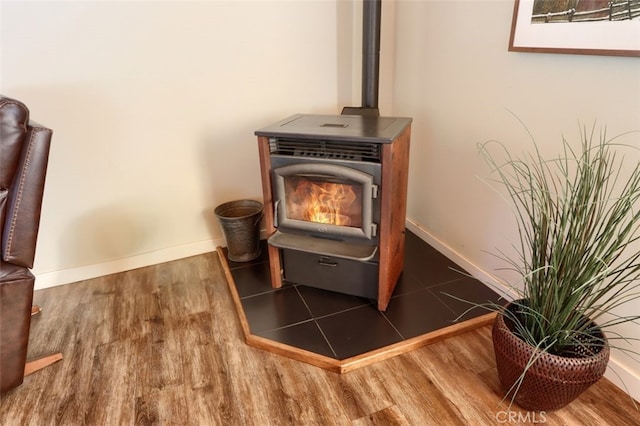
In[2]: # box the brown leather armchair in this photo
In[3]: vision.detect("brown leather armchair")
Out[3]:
[1,95,61,394]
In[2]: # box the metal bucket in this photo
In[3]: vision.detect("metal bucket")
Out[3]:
[214,199,263,262]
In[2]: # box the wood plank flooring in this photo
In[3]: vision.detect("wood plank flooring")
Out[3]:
[1,252,638,425]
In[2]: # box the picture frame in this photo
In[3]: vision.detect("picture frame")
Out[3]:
[509,0,640,57]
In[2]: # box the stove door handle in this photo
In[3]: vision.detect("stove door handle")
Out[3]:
[319,257,338,267]
[273,200,280,228]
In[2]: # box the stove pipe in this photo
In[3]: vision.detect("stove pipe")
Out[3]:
[342,0,381,117]
[361,0,381,110]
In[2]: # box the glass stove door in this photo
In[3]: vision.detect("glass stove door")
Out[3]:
[283,175,363,229]
[273,162,377,240]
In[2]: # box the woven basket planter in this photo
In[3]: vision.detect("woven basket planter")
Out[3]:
[492,303,610,411]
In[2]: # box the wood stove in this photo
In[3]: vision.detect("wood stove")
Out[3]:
[256,114,411,311]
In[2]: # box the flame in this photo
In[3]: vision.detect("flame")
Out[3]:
[287,178,359,226]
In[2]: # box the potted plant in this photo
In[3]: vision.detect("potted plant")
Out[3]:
[473,122,640,411]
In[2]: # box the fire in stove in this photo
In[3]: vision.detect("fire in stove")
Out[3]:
[285,177,362,227]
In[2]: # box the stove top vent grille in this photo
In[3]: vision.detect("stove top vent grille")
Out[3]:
[269,138,381,163]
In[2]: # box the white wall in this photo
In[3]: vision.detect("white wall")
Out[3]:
[392,0,640,402]
[1,0,352,286]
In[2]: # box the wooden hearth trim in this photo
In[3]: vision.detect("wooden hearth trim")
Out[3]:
[217,248,496,374]
[218,246,253,338]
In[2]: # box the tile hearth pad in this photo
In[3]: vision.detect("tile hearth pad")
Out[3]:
[219,231,503,372]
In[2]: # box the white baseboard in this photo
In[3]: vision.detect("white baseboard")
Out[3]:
[34,237,224,290]
[404,219,516,301]
[405,218,640,403]
[34,228,274,290]
[606,354,640,405]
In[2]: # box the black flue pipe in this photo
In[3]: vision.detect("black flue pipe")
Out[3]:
[341,0,382,116]
[361,0,381,110]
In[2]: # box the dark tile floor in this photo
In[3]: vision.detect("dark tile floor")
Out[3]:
[224,231,503,360]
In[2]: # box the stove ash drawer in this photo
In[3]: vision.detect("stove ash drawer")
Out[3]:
[282,249,378,300]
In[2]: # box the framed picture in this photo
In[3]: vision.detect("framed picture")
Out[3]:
[509,0,640,57]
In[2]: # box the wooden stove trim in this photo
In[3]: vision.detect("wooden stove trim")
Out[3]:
[257,135,283,288]
[377,125,411,311]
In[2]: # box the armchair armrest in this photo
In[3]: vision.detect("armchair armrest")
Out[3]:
[2,124,52,268]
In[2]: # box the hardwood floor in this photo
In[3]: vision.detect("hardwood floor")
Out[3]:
[1,252,638,425]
